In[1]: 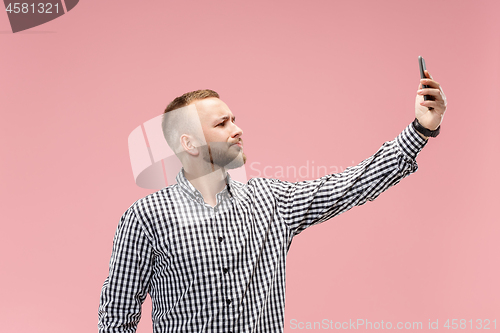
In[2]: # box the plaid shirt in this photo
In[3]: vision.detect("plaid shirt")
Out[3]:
[98,123,427,333]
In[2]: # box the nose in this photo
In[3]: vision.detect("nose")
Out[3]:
[231,122,243,138]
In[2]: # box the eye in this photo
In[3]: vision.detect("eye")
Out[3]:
[216,122,224,127]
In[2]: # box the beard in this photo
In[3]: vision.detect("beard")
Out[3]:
[201,142,247,169]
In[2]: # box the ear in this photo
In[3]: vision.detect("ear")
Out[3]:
[180,134,200,157]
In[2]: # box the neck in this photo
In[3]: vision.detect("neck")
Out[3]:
[183,164,228,206]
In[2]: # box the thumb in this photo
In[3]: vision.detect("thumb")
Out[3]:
[424,69,433,80]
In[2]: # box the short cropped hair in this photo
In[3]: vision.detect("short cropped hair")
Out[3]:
[161,89,220,153]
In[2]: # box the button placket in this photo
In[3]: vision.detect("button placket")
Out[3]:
[218,218,233,314]
[219,213,236,321]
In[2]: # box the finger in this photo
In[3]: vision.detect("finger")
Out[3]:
[424,69,434,80]
[419,99,445,112]
[420,78,440,89]
[417,88,442,98]
[419,100,437,110]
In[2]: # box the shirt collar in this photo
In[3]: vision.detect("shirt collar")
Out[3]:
[176,167,234,203]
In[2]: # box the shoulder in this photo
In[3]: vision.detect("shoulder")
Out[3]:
[126,183,180,220]
[118,184,182,239]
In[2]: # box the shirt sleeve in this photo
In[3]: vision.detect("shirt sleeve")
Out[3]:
[267,123,428,236]
[98,206,154,333]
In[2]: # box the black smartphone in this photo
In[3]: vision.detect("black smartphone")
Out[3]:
[418,55,432,101]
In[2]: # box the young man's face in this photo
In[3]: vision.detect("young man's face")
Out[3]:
[192,97,246,169]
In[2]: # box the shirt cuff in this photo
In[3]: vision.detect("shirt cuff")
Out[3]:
[395,122,428,160]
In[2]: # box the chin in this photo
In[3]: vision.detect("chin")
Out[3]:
[223,153,246,169]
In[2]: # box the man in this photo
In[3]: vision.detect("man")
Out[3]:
[98,71,447,332]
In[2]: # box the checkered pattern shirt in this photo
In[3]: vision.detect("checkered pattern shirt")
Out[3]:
[98,123,427,333]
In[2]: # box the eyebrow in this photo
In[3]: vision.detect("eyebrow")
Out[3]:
[215,115,236,124]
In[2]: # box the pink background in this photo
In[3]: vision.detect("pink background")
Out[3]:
[1,0,499,332]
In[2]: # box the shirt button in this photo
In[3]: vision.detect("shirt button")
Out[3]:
[218,236,224,243]
[226,299,232,305]
[223,267,229,274]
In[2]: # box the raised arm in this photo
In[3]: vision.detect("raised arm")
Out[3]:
[268,72,447,236]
